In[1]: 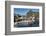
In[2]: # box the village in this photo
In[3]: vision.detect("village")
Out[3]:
[14,9,39,27]
[14,15,39,27]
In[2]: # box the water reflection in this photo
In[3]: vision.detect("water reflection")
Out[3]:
[14,20,39,27]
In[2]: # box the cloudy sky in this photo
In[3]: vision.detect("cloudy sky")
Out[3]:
[14,8,39,16]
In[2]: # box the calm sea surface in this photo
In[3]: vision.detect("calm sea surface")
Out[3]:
[14,21,39,27]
